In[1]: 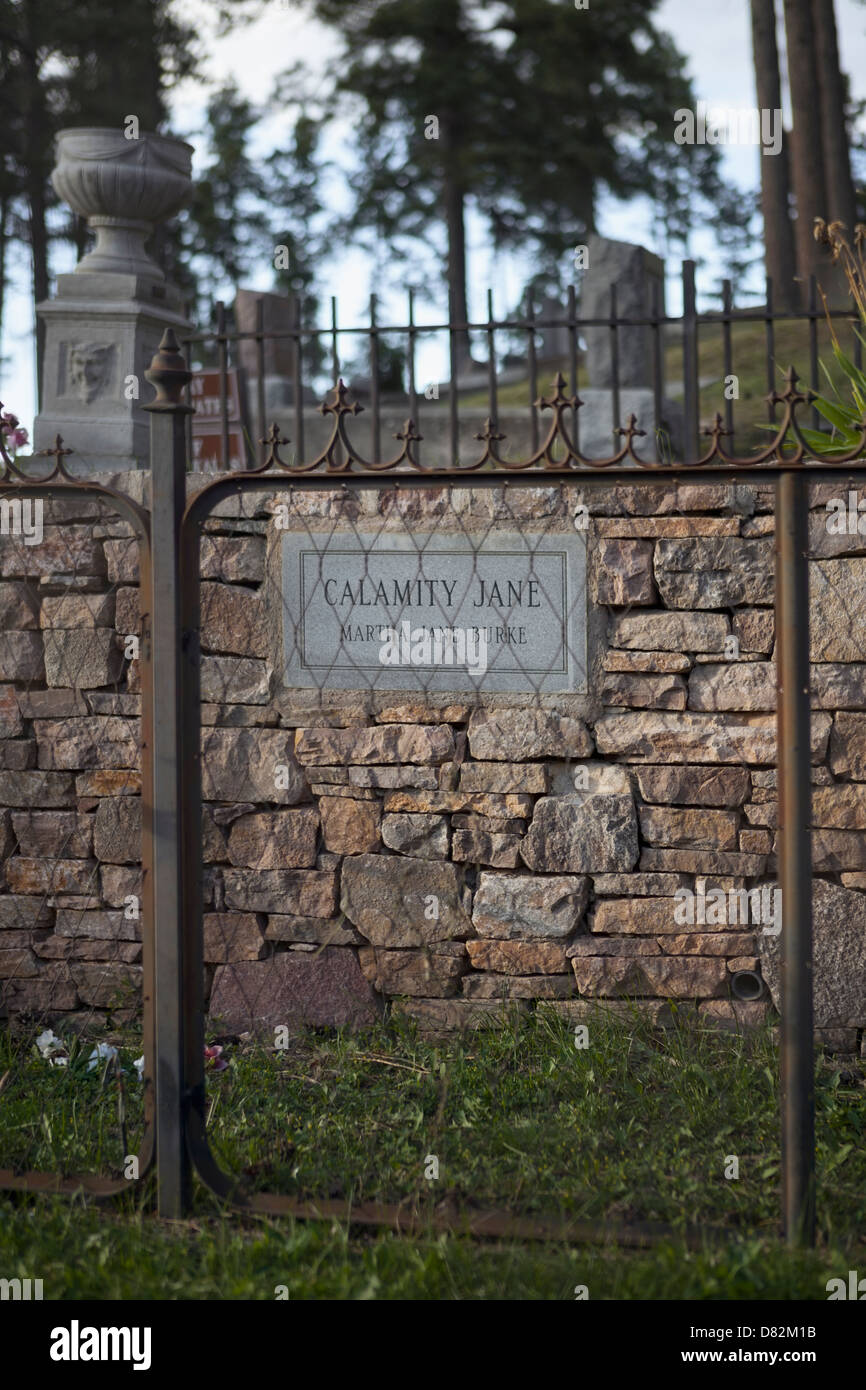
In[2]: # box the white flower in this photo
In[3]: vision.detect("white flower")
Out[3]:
[36,1028,62,1056]
[133,1055,145,1081]
[86,1042,119,1072]
[36,1029,68,1065]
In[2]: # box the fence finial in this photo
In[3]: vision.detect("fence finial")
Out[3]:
[144,327,193,411]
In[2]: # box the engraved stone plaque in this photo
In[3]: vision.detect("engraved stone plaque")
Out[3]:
[280,530,587,693]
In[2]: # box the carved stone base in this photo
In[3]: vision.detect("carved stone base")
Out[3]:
[34,271,190,472]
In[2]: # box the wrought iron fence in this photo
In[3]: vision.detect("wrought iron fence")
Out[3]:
[0,466,153,1197]
[3,321,866,1248]
[182,262,865,472]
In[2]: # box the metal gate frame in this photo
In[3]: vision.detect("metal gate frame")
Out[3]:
[6,327,866,1246]
[0,437,156,1199]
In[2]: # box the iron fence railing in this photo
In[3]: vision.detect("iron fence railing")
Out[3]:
[181,262,865,472]
[4,321,866,1247]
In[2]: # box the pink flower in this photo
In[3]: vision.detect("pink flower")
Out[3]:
[1,414,28,452]
[204,1044,228,1072]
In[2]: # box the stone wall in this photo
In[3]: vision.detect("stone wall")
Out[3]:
[2,473,865,1046]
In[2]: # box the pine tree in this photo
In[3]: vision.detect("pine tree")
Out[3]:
[284,0,722,365]
[0,0,220,396]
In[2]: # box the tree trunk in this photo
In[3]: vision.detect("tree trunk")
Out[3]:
[21,0,50,406]
[440,114,474,373]
[783,0,828,302]
[812,0,856,253]
[750,0,797,310]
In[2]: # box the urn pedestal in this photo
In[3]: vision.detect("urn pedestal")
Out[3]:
[33,128,194,472]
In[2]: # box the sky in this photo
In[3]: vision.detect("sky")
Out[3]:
[4,0,866,436]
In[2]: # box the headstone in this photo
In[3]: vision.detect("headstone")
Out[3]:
[234,290,314,418]
[34,128,193,471]
[536,292,572,363]
[280,529,587,694]
[581,235,665,389]
[234,289,296,378]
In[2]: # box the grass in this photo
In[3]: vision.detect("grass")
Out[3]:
[1,1007,864,1299]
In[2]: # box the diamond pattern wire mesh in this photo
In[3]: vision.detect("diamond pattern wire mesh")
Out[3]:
[3,414,860,1231]
[0,490,148,1183]
[196,480,595,1209]
[191,475,795,1218]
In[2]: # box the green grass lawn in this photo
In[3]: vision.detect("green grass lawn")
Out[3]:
[1,1007,864,1299]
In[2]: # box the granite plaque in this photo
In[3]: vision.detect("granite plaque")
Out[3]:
[280,530,587,693]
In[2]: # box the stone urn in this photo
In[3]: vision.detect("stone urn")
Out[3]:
[51,127,193,280]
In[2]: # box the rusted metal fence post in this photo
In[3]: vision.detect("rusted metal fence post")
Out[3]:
[144,329,194,1219]
[681,260,700,460]
[775,468,815,1247]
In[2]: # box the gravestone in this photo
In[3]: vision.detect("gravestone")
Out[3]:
[577,235,678,459]
[34,128,193,471]
[581,235,665,390]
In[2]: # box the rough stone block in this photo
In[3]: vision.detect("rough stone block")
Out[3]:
[35,717,139,770]
[201,727,305,803]
[688,662,776,712]
[572,955,728,998]
[200,656,270,704]
[200,582,268,659]
[654,538,773,608]
[467,708,593,760]
[40,593,115,627]
[0,632,44,682]
[55,909,139,941]
[223,869,336,917]
[458,762,547,794]
[43,629,123,687]
[472,872,588,939]
[203,913,267,962]
[10,811,92,858]
[520,792,639,873]
[295,723,454,766]
[320,796,382,854]
[461,974,574,999]
[0,685,23,737]
[6,857,97,896]
[595,711,830,765]
[359,944,466,996]
[0,583,39,630]
[810,558,866,661]
[610,611,728,653]
[383,789,533,817]
[452,828,523,868]
[593,538,656,606]
[381,813,448,859]
[226,808,319,869]
[638,805,739,851]
[93,797,140,864]
[69,962,142,1007]
[761,878,866,1034]
[635,765,749,807]
[341,854,471,946]
[601,672,687,709]
[466,939,571,974]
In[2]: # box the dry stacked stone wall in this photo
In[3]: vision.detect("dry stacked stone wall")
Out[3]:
[2,472,866,1046]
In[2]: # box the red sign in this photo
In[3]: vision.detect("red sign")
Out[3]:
[191,426,247,470]
[190,369,247,469]
[190,369,243,425]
